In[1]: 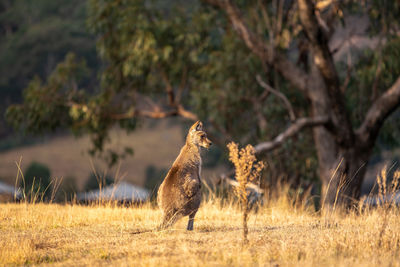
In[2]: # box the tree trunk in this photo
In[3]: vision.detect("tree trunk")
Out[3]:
[318,145,372,208]
[308,63,372,208]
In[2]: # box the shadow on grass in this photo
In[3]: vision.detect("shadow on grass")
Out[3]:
[130,225,285,235]
[197,225,281,233]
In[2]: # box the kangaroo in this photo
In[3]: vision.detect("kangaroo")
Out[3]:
[157,121,212,231]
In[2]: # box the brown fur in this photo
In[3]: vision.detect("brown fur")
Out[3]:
[157,121,212,230]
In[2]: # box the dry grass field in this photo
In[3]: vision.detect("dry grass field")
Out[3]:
[1,192,400,267]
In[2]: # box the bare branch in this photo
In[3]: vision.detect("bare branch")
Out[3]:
[256,75,296,121]
[110,109,175,120]
[257,0,274,57]
[107,90,197,121]
[160,69,176,106]
[203,0,308,92]
[371,57,383,101]
[110,105,197,121]
[254,116,329,154]
[147,67,197,121]
[219,174,264,194]
[176,105,198,120]
[356,76,400,146]
[251,99,268,132]
[275,0,284,38]
[258,0,272,33]
[340,57,352,93]
[176,65,188,104]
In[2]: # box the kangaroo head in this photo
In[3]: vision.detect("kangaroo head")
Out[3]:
[187,121,212,149]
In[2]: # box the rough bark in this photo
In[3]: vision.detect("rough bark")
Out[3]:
[307,63,340,205]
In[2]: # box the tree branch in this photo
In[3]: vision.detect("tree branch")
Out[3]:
[110,105,198,121]
[219,174,264,194]
[135,67,198,121]
[110,109,177,120]
[160,69,176,106]
[176,105,198,120]
[176,65,188,104]
[203,0,308,92]
[107,91,198,121]
[256,75,296,121]
[356,76,400,146]
[254,116,329,154]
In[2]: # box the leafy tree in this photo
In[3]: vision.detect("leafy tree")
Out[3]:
[144,165,167,191]
[54,176,78,203]
[23,161,51,199]
[0,0,97,137]
[7,0,400,206]
[84,172,114,192]
[145,165,167,200]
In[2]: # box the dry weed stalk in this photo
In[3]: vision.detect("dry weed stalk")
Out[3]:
[227,142,265,244]
[376,166,400,247]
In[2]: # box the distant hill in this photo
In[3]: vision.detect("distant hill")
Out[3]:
[0,119,227,190]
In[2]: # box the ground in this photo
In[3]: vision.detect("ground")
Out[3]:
[1,196,400,266]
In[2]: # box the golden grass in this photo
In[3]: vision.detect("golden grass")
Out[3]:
[1,196,400,266]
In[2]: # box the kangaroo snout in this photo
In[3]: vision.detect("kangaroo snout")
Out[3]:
[207,139,212,147]
[201,137,212,149]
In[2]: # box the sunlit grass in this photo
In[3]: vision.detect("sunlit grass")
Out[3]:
[1,164,399,266]
[1,191,400,266]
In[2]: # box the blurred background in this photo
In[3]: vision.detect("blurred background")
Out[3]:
[0,0,399,205]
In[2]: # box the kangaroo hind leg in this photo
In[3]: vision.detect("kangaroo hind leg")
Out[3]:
[187,211,197,231]
[158,210,180,230]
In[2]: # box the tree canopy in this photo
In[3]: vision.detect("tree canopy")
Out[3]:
[0,0,97,137]
[6,0,400,205]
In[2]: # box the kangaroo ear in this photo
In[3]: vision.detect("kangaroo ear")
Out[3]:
[195,121,203,131]
[190,121,203,132]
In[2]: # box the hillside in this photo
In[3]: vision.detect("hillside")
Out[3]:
[0,120,226,190]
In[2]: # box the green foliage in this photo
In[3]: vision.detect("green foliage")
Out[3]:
[6,53,88,133]
[368,0,400,36]
[84,172,114,192]
[202,146,223,168]
[0,0,96,97]
[87,0,212,97]
[144,165,167,198]
[54,176,78,203]
[5,52,135,164]
[23,161,51,198]
[0,0,97,138]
